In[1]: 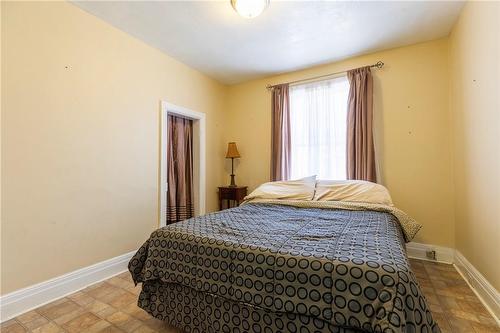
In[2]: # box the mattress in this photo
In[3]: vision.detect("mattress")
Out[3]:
[129,203,440,333]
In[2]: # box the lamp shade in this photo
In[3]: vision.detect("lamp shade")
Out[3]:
[225,142,241,158]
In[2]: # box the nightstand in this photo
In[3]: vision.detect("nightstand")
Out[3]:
[218,186,247,210]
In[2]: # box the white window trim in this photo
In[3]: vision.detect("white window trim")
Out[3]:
[160,101,206,228]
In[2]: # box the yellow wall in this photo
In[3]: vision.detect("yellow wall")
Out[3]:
[449,1,500,290]
[1,1,227,294]
[226,39,456,248]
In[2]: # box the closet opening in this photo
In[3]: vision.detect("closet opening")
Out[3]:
[159,101,206,227]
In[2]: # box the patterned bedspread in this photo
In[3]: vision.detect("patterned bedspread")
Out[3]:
[129,203,440,333]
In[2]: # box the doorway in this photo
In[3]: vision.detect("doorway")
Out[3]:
[160,101,206,227]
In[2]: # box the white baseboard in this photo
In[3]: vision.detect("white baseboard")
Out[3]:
[405,241,455,263]
[454,251,500,325]
[406,242,499,325]
[0,251,135,323]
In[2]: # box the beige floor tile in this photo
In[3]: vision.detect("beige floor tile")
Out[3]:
[63,312,102,333]
[1,320,18,329]
[121,303,152,321]
[116,272,134,283]
[121,319,143,333]
[43,298,68,307]
[83,281,107,292]
[0,322,27,333]
[420,286,436,297]
[448,316,479,333]
[30,322,65,333]
[16,310,45,324]
[20,316,49,331]
[456,298,490,316]
[465,294,483,303]
[115,272,129,279]
[424,292,441,306]
[458,286,476,297]
[431,312,452,333]
[52,307,87,325]
[68,291,95,306]
[95,288,128,304]
[142,318,169,331]
[476,315,500,328]
[95,306,120,320]
[428,302,445,314]
[438,295,461,311]
[448,309,481,323]
[471,322,500,333]
[37,299,81,321]
[85,284,119,300]
[105,312,132,325]
[409,261,425,269]
[441,270,464,280]
[411,268,427,275]
[79,319,112,333]
[132,326,158,333]
[107,276,132,290]
[435,287,465,299]
[108,291,137,309]
[416,278,433,289]
[430,279,448,289]
[106,311,142,333]
[97,326,126,333]
[84,300,113,315]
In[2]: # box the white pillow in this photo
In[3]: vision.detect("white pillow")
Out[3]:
[245,176,317,201]
[313,180,393,206]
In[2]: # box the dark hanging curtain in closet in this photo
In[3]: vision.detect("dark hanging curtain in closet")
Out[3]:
[166,115,194,224]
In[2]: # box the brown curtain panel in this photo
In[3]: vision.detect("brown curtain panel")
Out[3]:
[346,66,377,182]
[167,115,194,224]
[271,84,291,181]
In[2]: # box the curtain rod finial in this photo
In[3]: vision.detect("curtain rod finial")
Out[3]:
[375,61,384,69]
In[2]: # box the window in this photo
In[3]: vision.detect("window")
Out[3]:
[289,76,350,180]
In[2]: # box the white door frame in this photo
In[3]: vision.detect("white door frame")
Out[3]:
[160,101,206,227]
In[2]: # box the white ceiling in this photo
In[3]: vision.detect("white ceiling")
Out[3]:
[73,1,464,85]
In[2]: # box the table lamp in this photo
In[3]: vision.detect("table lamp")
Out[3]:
[225,142,241,187]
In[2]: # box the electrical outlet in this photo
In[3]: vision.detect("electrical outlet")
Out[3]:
[426,250,436,260]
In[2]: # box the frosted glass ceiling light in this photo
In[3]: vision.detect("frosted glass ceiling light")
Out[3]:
[231,0,270,19]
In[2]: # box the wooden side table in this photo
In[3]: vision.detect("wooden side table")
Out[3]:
[218,186,247,210]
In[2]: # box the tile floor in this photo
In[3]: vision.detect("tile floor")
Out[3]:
[1,259,498,333]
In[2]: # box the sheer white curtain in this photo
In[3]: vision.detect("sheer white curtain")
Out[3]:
[289,76,350,180]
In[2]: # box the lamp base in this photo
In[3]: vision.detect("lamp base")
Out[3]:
[229,174,236,187]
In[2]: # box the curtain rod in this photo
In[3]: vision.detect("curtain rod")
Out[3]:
[266,61,384,90]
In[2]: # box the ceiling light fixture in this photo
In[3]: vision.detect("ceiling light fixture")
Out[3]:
[231,0,270,19]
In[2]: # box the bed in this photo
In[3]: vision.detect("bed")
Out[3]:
[129,179,440,333]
